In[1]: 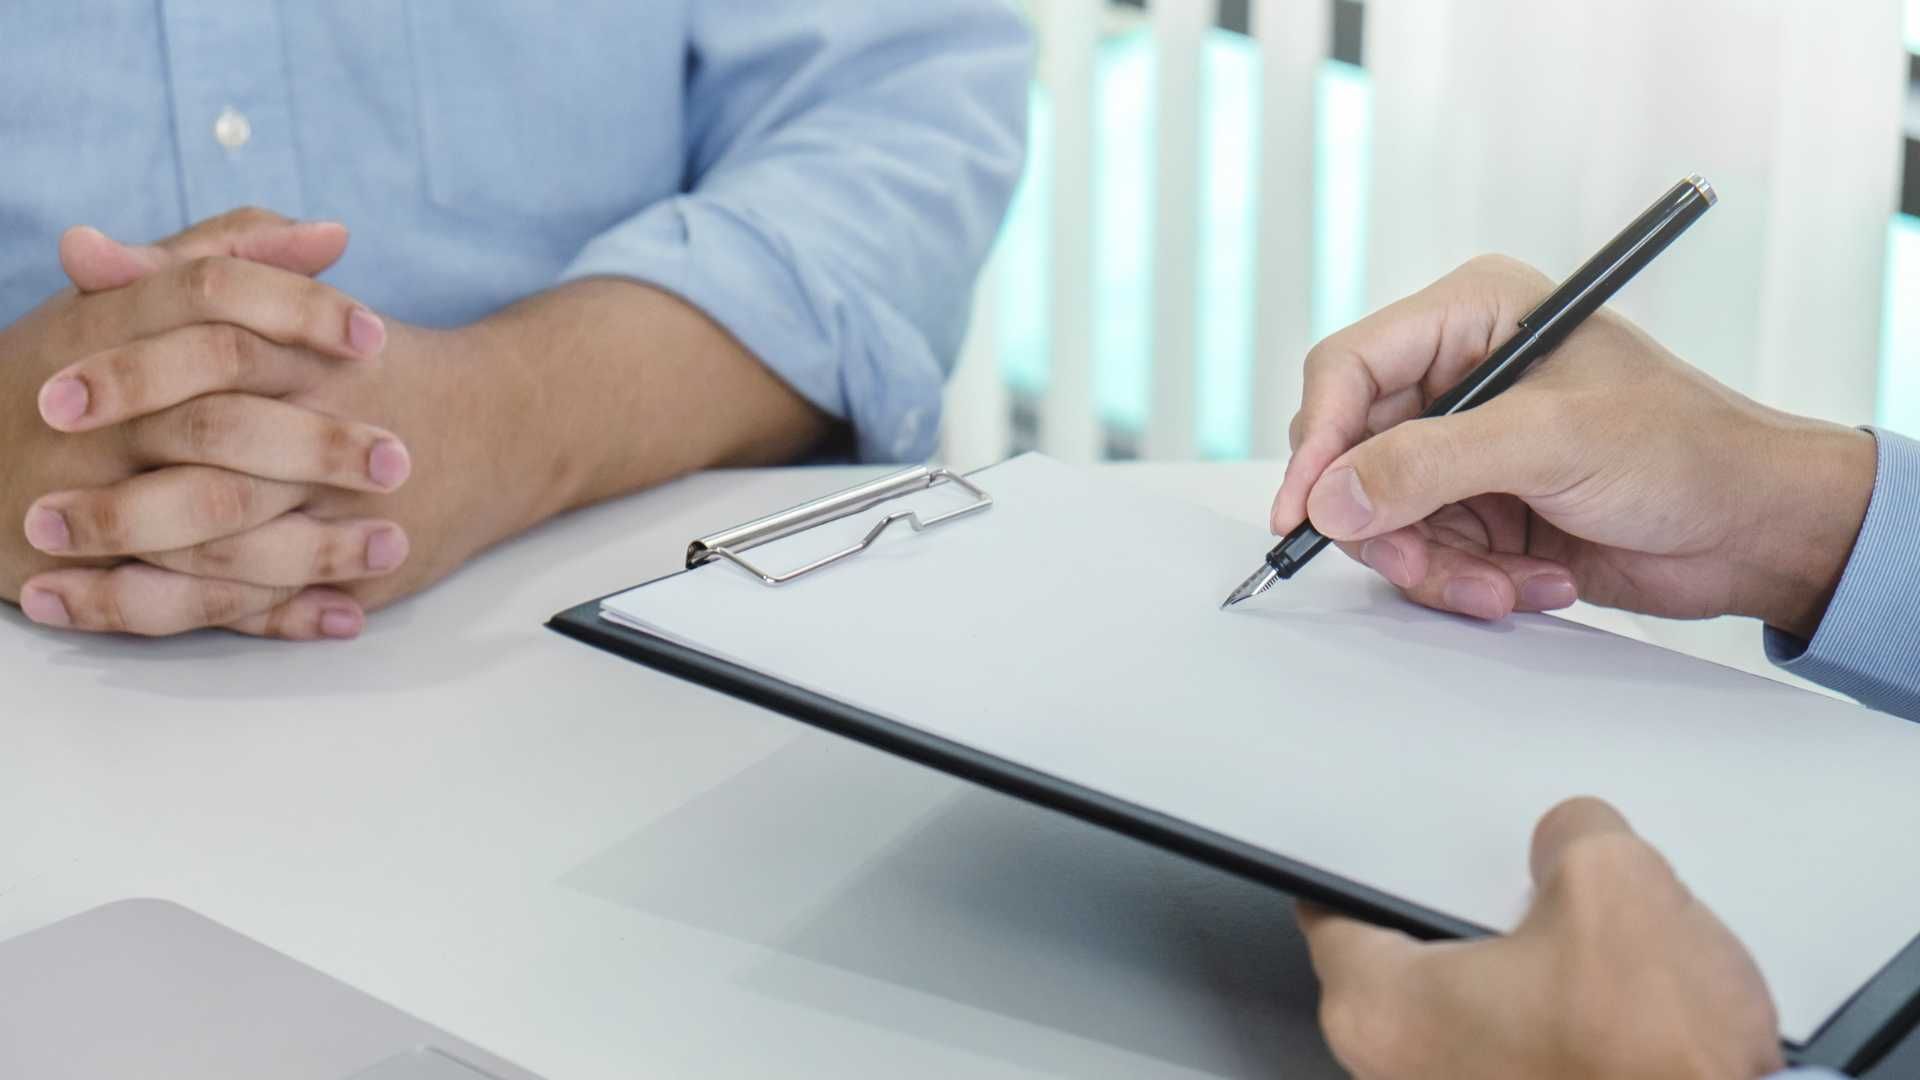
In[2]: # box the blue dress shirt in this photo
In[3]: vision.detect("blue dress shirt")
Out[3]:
[0,1,1030,463]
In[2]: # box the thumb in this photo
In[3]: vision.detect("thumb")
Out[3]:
[59,225,167,292]
[1303,398,1561,542]
[175,215,350,276]
[60,215,350,293]
[1527,796,1638,889]
[1296,902,1432,1076]
[1297,901,1422,991]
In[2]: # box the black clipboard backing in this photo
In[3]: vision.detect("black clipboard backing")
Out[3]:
[550,592,1920,1074]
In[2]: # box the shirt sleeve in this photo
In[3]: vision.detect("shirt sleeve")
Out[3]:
[1765,428,1920,721]
[558,0,1031,463]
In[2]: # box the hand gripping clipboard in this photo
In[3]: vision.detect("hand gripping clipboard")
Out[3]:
[551,457,1920,1074]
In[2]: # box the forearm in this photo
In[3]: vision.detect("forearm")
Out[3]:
[468,277,831,533]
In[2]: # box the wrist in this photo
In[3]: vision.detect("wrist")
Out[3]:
[385,319,560,551]
[1726,416,1876,640]
[442,317,572,535]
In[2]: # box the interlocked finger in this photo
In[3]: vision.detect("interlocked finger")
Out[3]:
[40,323,361,432]
[24,466,308,558]
[223,586,366,641]
[123,393,409,493]
[18,564,365,640]
[17,563,297,637]
[138,513,409,587]
[105,255,384,363]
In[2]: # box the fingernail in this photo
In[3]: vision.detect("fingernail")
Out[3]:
[1311,467,1373,537]
[1359,539,1409,588]
[1520,574,1578,611]
[1442,579,1505,621]
[364,527,408,573]
[319,608,363,640]
[38,377,90,427]
[20,587,70,628]
[23,506,71,553]
[367,439,411,490]
[348,307,387,356]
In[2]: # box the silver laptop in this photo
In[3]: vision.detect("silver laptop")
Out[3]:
[0,899,545,1080]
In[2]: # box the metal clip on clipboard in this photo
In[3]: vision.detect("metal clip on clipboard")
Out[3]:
[686,466,993,586]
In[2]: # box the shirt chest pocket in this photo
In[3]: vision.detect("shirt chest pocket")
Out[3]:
[405,0,686,227]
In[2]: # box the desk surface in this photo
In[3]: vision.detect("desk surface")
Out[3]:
[0,461,1864,1079]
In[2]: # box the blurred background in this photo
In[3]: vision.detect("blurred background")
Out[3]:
[941,0,1920,471]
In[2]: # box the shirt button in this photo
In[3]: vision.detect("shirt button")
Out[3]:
[213,106,252,150]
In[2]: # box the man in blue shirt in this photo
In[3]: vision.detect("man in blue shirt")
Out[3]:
[0,2,1028,639]
[1274,255,1918,1078]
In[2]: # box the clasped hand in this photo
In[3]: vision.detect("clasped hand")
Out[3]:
[1,210,416,639]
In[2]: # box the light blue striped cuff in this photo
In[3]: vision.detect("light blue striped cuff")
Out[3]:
[1765,428,1920,722]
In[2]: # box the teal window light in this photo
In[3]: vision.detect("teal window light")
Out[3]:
[1882,213,1920,434]
[1883,1,1920,431]
[1195,28,1259,459]
[1312,59,1372,344]
[1093,28,1157,437]
[1102,34,1377,458]
[996,82,1053,396]
[995,23,1376,459]
[1194,53,1374,458]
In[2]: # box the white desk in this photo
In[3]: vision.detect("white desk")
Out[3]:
[0,462,1866,1078]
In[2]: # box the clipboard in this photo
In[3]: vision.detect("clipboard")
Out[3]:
[550,455,1920,1074]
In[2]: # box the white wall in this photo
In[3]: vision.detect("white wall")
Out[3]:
[1368,0,1906,426]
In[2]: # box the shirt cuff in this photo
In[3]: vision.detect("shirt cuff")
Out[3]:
[559,196,947,464]
[1765,428,1920,721]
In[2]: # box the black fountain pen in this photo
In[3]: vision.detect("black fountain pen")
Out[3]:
[1221,173,1719,609]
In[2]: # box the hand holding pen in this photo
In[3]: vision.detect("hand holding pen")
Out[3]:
[1241,179,1876,638]
[1226,176,1717,608]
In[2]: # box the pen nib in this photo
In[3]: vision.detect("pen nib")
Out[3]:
[1220,566,1281,610]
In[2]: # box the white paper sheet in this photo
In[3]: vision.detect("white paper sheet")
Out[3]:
[604,453,1920,1044]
